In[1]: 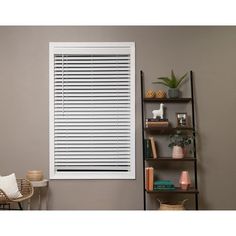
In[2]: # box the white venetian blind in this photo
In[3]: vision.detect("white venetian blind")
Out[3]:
[49,43,135,179]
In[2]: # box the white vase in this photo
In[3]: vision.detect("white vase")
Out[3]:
[172,145,184,159]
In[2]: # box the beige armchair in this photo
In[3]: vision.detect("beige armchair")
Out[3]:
[0,178,34,210]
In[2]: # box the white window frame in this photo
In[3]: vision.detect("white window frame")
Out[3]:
[49,42,135,179]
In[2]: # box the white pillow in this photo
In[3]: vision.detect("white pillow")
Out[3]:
[0,173,23,199]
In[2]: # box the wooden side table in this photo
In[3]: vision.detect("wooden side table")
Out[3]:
[28,179,49,210]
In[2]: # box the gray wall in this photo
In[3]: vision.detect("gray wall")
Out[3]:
[0,26,236,210]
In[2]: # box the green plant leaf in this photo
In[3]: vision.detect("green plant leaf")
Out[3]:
[153,77,172,87]
[168,129,195,153]
[158,77,176,88]
[171,70,176,80]
[153,81,170,87]
[176,72,188,88]
[156,77,172,85]
[153,70,188,89]
[171,70,178,88]
[157,77,171,81]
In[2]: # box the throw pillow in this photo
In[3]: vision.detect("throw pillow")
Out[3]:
[0,173,23,199]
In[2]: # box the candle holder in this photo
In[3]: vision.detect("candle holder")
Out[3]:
[179,171,191,190]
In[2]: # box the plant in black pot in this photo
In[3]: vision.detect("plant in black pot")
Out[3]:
[168,130,194,159]
[153,70,188,98]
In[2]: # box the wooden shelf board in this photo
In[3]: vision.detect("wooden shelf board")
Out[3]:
[145,127,194,134]
[146,187,199,194]
[144,98,192,103]
[145,157,196,162]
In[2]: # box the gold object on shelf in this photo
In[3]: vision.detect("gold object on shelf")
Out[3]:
[145,89,156,98]
[156,90,167,98]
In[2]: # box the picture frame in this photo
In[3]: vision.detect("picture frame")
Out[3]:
[176,112,188,127]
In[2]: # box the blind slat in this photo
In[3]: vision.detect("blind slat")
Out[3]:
[55,166,130,171]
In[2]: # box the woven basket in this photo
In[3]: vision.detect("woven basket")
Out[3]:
[157,199,188,210]
[26,170,43,181]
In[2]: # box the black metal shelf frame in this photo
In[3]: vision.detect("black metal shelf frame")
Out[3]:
[140,70,199,210]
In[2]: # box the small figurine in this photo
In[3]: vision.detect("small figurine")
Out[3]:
[152,103,164,119]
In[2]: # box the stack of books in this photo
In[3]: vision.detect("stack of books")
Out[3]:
[145,118,169,128]
[154,180,176,190]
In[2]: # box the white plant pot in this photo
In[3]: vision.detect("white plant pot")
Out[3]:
[172,146,184,159]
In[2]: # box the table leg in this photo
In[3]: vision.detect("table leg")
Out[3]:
[38,188,41,210]
[46,184,48,210]
[27,198,31,210]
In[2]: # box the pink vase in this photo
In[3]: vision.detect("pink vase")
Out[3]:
[179,171,191,190]
[172,146,184,159]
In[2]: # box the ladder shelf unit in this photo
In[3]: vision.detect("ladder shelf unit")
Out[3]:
[141,70,199,210]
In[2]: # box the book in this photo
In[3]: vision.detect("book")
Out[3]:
[154,180,175,187]
[145,118,168,122]
[146,121,169,124]
[145,118,169,128]
[145,122,169,128]
[154,186,175,190]
[145,167,154,191]
[148,167,154,191]
[145,167,150,191]
[145,168,149,190]
[149,137,157,159]
[144,139,153,158]
[154,180,175,190]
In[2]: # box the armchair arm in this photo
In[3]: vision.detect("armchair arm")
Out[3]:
[0,188,11,204]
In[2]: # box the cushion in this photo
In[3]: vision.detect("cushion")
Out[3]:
[0,173,23,199]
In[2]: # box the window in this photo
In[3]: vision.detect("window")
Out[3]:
[49,42,135,179]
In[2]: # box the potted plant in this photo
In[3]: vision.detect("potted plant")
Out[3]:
[168,130,194,159]
[153,70,188,98]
